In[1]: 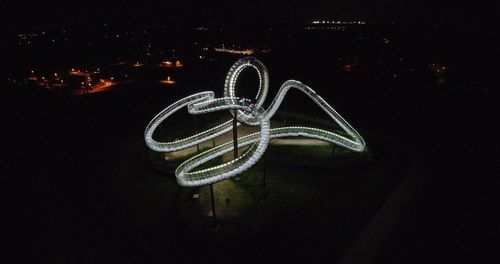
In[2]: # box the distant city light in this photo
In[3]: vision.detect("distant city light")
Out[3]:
[214,47,255,55]
[311,20,367,25]
[160,75,176,85]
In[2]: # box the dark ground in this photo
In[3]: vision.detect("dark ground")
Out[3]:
[2,24,500,263]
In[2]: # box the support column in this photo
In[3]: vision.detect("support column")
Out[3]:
[262,152,267,202]
[210,184,217,230]
[232,112,238,159]
[194,116,200,152]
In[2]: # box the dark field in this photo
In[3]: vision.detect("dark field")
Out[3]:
[3,23,499,263]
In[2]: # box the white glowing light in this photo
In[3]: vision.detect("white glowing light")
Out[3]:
[145,57,365,187]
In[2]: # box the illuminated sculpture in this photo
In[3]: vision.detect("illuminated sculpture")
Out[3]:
[145,57,365,187]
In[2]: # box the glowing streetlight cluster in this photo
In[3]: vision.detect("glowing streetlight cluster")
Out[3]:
[312,20,367,25]
[145,57,365,187]
[160,60,184,68]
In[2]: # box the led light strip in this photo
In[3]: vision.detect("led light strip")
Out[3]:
[145,57,365,187]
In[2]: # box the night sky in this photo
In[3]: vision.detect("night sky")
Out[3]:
[2,0,498,27]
